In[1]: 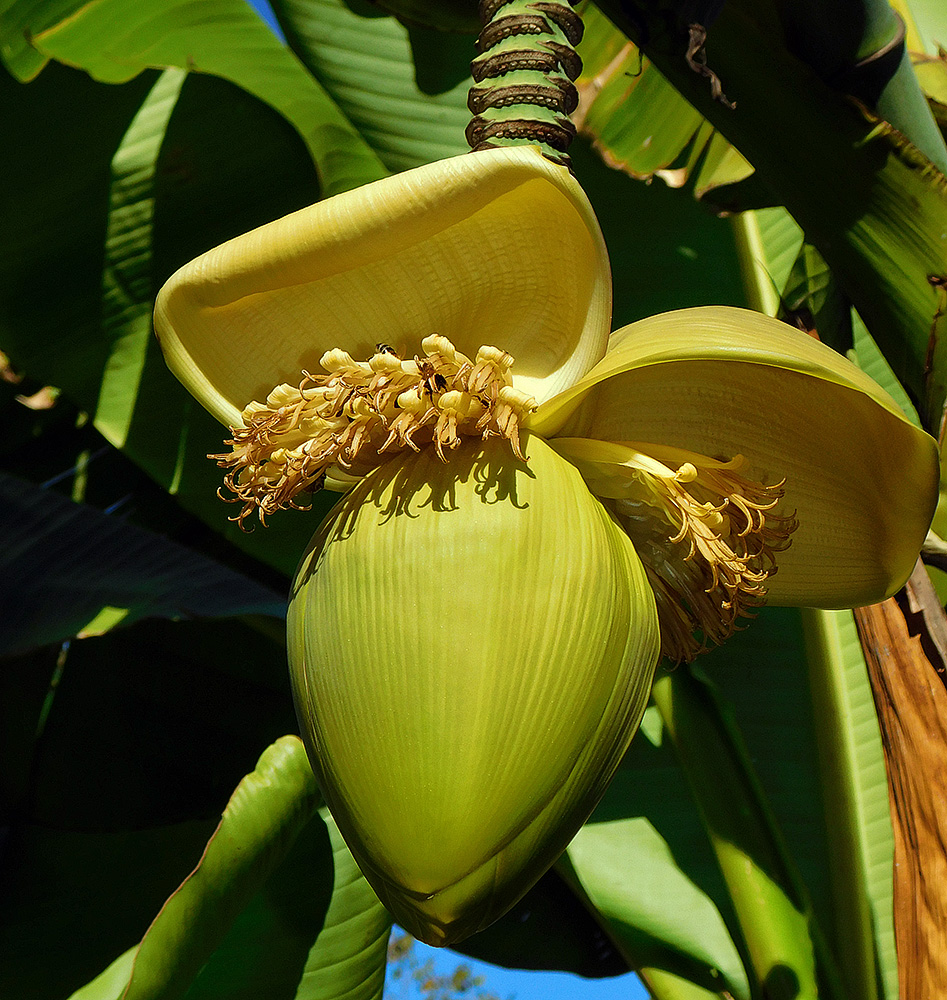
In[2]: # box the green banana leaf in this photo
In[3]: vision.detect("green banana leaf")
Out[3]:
[591,0,947,432]
[563,812,751,998]
[0,469,284,655]
[574,4,708,185]
[271,0,471,170]
[3,0,385,194]
[563,600,898,1000]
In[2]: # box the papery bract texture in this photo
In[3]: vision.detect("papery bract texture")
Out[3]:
[154,146,610,428]
[531,306,940,606]
[288,434,659,945]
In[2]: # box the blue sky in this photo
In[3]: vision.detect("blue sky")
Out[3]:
[249,0,284,37]
[387,932,647,1000]
[244,2,650,996]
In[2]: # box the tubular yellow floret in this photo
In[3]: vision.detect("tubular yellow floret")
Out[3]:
[209,336,538,528]
[609,447,797,661]
[549,438,798,661]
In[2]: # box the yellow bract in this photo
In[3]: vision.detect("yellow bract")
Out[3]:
[155,147,610,428]
[531,307,939,606]
[288,434,659,944]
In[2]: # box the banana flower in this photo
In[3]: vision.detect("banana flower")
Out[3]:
[154,146,938,946]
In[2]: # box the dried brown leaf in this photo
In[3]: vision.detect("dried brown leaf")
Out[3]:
[855,561,947,998]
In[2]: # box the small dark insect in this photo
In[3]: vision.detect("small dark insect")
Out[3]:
[416,358,448,396]
[375,343,399,357]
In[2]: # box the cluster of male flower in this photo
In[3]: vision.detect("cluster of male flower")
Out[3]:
[607,449,796,660]
[212,329,797,662]
[212,335,538,528]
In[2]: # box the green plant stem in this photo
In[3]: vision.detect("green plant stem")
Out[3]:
[651,667,845,1000]
[730,198,897,998]
[467,0,584,165]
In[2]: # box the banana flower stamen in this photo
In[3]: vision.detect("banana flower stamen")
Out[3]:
[550,440,798,662]
[210,336,537,528]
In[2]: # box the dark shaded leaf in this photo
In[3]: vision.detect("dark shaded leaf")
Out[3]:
[1,618,296,830]
[456,868,629,978]
[0,470,284,656]
[117,737,320,1000]
[0,820,217,1000]
[0,62,337,576]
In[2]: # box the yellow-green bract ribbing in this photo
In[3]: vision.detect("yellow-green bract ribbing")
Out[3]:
[288,433,660,945]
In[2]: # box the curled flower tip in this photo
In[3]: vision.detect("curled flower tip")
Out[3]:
[487,386,537,461]
[210,336,537,528]
[551,439,798,662]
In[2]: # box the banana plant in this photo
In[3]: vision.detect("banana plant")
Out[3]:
[1,1,946,999]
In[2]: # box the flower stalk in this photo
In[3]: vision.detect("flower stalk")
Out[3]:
[467,0,583,166]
